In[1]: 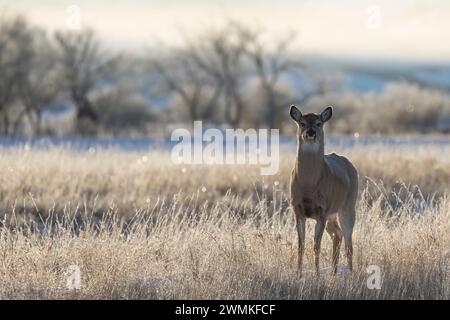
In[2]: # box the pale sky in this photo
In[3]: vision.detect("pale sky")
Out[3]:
[1,0,450,60]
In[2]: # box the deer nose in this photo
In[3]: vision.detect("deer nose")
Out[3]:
[306,129,316,137]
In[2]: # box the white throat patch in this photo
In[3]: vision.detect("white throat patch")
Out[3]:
[301,141,320,153]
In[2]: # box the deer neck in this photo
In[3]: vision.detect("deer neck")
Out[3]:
[295,138,325,188]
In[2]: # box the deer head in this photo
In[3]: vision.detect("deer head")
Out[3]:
[289,105,333,148]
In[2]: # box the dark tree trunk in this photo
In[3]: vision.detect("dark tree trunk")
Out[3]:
[77,98,98,122]
[75,98,98,135]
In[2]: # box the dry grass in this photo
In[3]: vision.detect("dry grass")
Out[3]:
[0,142,449,299]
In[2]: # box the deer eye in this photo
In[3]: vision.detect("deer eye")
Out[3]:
[316,123,322,127]
[300,123,305,128]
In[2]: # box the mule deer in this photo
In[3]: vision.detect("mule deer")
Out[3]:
[289,105,358,276]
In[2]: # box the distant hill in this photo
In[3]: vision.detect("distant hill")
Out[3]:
[302,56,450,93]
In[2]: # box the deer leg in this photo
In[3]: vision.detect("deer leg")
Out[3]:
[339,208,355,272]
[293,206,305,277]
[314,217,326,276]
[326,218,342,275]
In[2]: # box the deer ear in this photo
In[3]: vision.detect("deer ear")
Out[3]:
[290,105,302,122]
[321,106,333,122]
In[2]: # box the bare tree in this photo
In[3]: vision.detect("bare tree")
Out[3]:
[54,29,116,134]
[0,15,33,135]
[16,30,60,135]
[150,49,222,123]
[232,23,301,129]
[150,21,326,129]
[182,25,247,126]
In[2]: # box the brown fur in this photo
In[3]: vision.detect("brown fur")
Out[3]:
[289,106,358,276]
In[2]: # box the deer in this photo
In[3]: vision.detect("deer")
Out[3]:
[289,105,358,277]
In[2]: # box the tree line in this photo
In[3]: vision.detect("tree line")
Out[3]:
[2,14,449,137]
[0,14,332,136]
